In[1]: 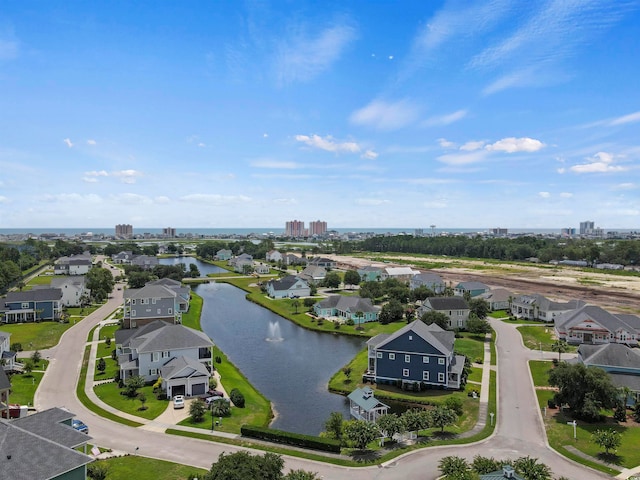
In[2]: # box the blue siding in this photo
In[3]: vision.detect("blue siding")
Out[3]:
[376,351,447,384]
[6,300,56,319]
[382,332,445,356]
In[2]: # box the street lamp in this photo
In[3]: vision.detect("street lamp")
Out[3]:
[567,419,577,439]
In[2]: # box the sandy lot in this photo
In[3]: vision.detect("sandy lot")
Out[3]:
[326,253,640,314]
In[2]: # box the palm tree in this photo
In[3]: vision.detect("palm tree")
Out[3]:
[551,340,569,362]
[355,311,364,325]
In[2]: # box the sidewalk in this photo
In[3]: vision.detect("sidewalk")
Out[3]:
[458,332,493,438]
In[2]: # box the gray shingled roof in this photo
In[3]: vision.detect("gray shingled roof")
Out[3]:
[268,275,306,291]
[161,355,210,380]
[455,281,489,290]
[372,320,454,356]
[0,367,10,391]
[4,288,63,303]
[413,272,444,284]
[11,407,92,449]
[609,373,640,392]
[556,305,638,334]
[514,293,583,312]
[579,343,640,369]
[1,412,93,480]
[118,320,213,353]
[426,296,469,311]
[316,295,378,313]
[124,284,178,300]
[479,288,512,303]
[50,276,87,288]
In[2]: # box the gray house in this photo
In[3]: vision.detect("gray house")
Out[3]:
[298,265,327,284]
[3,407,94,480]
[510,293,583,322]
[130,254,159,270]
[123,282,189,329]
[313,295,380,323]
[1,330,16,372]
[479,288,512,311]
[54,252,92,275]
[266,275,310,299]
[409,272,445,294]
[555,305,640,346]
[419,296,470,330]
[365,321,465,390]
[115,320,214,397]
[49,276,90,307]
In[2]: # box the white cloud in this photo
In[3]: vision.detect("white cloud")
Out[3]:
[438,138,456,149]
[361,150,379,160]
[422,109,468,127]
[273,198,298,205]
[538,192,551,198]
[557,167,566,174]
[485,137,545,153]
[560,192,573,198]
[295,134,361,154]
[275,23,356,85]
[110,193,152,204]
[0,195,8,203]
[251,160,298,169]
[179,194,251,204]
[437,150,489,166]
[112,169,143,184]
[155,196,171,204]
[608,111,640,126]
[570,151,627,173]
[460,140,485,151]
[350,99,420,131]
[198,143,206,148]
[87,139,97,146]
[263,133,269,138]
[85,170,109,177]
[355,198,390,206]
[43,193,102,203]
[83,177,98,183]
[63,138,74,148]
[423,200,448,209]
[613,183,636,190]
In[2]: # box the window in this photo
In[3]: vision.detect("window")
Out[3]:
[376,352,382,358]
[152,298,156,304]
[405,355,411,363]
[168,308,173,314]
[403,369,409,377]
[423,356,429,363]
[389,353,395,360]
[438,373,445,383]
[21,302,30,309]
[132,299,136,305]
[438,358,445,365]
[149,368,157,375]
[458,319,465,327]
[423,371,430,381]
[162,351,170,358]
[131,310,136,317]
[157,309,161,315]
[152,352,160,362]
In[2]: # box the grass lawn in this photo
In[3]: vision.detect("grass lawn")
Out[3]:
[489,310,509,318]
[529,360,553,387]
[0,321,75,350]
[23,274,53,290]
[180,346,272,434]
[454,333,486,363]
[181,292,203,330]
[91,455,207,480]
[517,325,577,353]
[94,357,119,379]
[94,382,169,420]
[6,371,43,405]
[466,366,482,384]
[66,305,100,316]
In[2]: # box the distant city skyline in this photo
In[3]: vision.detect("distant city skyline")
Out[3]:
[1,1,639,229]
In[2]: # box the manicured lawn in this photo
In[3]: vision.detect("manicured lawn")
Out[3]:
[66,305,100,316]
[94,382,169,420]
[529,360,553,387]
[94,357,119,379]
[181,292,203,330]
[517,325,577,353]
[23,274,53,290]
[0,321,74,350]
[466,366,482,384]
[455,333,486,363]
[488,310,509,318]
[90,455,207,480]
[6,371,43,405]
[16,358,49,371]
[180,346,272,434]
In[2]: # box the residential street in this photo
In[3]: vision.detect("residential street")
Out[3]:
[35,285,614,479]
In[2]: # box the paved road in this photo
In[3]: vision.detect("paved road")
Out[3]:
[36,286,614,479]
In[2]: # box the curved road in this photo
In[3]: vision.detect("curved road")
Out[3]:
[36,289,613,479]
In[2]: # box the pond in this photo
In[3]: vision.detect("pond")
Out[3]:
[196,282,366,435]
[159,256,227,276]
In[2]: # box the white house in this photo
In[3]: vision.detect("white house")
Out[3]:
[266,275,310,299]
[266,250,283,263]
[49,276,90,307]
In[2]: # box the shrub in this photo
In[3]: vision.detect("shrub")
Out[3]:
[443,396,464,416]
[215,356,222,364]
[11,343,22,352]
[241,425,341,453]
[209,376,218,389]
[230,388,245,408]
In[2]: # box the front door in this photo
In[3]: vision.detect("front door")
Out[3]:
[584,333,593,343]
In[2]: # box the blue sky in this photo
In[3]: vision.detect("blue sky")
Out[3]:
[1,0,639,230]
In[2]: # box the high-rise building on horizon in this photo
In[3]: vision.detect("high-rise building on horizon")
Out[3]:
[115,224,133,238]
[162,227,176,238]
[285,220,305,237]
[580,220,595,235]
[308,220,327,236]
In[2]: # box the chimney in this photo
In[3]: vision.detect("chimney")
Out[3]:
[503,465,515,478]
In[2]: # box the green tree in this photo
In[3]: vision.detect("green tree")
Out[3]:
[230,388,245,408]
[86,267,115,302]
[468,298,490,319]
[401,408,431,435]
[211,398,231,417]
[204,451,284,480]
[291,299,300,314]
[466,315,492,335]
[379,299,404,324]
[548,363,618,421]
[324,411,344,440]
[23,360,33,376]
[513,456,552,480]
[138,392,147,411]
[323,272,341,289]
[284,470,320,480]
[30,350,41,366]
[342,366,352,381]
[190,398,207,422]
[420,310,450,330]
[376,413,405,440]
[431,405,458,432]
[343,420,380,450]
[87,462,109,480]
[471,455,500,474]
[123,375,145,398]
[438,456,470,478]
[443,396,464,416]
[592,429,621,454]
[97,357,107,375]
[551,340,569,362]
[189,263,201,278]
[343,270,361,288]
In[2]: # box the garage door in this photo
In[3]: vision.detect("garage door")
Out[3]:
[172,385,185,397]
[192,383,206,396]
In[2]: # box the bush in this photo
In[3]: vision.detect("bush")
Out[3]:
[10,343,22,352]
[215,356,222,364]
[230,388,245,408]
[209,376,218,389]
[241,425,341,453]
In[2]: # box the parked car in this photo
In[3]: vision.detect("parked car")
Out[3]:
[173,395,185,409]
[72,419,89,434]
[208,389,224,397]
[205,396,229,406]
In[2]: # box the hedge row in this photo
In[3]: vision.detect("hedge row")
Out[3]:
[240,425,341,453]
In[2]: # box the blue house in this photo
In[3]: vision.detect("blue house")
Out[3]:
[453,281,490,298]
[365,321,465,390]
[1,288,63,323]
[313,295,380,323]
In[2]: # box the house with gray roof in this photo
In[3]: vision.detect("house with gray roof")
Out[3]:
[54,252,92,275]
[419,296,470,330]
[1,407,94,480]
[357,265,384,282]
[308,257,336,269]
[453,281,490,298]
[365,321,465,390]
[0,330,16,372]
[123,282,189,329]
[347,386,388,422]
[298,265,327,284]
[479,288,512,311]
[313,295,380,324]
[283,253,307,266]
[115,320,214,397]
[130,254,159,270]
[49,276,90,307]
[266,250,283,263]
[1,288,63,323]
[215,249,232,261]
[112,251,134,264]
[266,275,310,299]
[555,305,640,346]
[410,272,445,294]
[577,343,640,405]
[511,293,584,322]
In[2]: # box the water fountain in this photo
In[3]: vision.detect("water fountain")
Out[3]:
[266,321,283,342]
